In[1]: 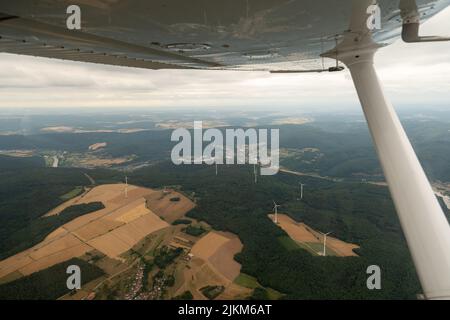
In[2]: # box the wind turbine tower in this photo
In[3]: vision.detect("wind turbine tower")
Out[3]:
[273,201,281,224]
[321,232,332,256]
[204,156,218,176]
[299,182,304,200]
[251,155,259,184]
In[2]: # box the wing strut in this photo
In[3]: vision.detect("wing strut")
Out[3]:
[321,0,450,299]
[342,49,450,300]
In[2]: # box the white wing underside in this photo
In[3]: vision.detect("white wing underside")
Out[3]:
[0,0,449,72]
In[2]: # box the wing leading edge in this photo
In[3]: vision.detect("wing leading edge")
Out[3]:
[0,0,449,71]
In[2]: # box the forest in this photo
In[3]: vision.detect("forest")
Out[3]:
[1,201,104,259]
[0,156,448,299]
[129,161,426,299]
[0,166,113,259]
[0,258,104,300]
[1,119,450,181]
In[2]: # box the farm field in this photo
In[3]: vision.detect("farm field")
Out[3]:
[234,273,283,300]
[0,184,194,282]
[144,190,196,223]
[0,182,252,300]
[269,214,359,257]
[173,231,250,300]
[60,187,84,201]
[75,223,252,300]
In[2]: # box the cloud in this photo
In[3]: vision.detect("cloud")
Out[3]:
[0,7,449,109]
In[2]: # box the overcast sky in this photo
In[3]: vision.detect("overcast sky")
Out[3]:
[0,7,449,111]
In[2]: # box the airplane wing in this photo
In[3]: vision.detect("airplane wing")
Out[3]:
[1,0,448,72]
[2,0,450,300]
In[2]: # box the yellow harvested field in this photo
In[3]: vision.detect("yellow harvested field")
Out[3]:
[269,214,359,257]
[0,252,34,279]
[44,189,90,217]
[88,142,107,151]
[109,186,157,204]
[269,214,319,243]
[0,271,22,285]
[29,233,84,260]
[119,214,169,245]
[129,213,169,236]
[77,157,130,168]
[209,235,243,281]
[218,283,253,300]
[145,190,195,223]
[41,126,74,133]
[0,183,193,282]
[62,208,111,232]
[88,233,130,258]
[89,214,170,258]
[307,228,360,257]
[19,243,93,276]
[175,258,230,300]
[44,227,69,241]
[73,219,124,241]
[191,232,243,281]
[195,263,229,288]
[108,198,149,222]
[328,239,359,257]
[179,231,244,299]
[191,232,231,261]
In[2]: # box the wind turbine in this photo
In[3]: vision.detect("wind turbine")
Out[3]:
[217,147,233,174]
[203,156,219,176]
[250,155,259,184]
[298,182,305,200]
[210,158,218,176]
[272,201,281,224]
[320,231,332,256]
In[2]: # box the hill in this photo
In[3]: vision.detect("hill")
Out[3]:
[129,161,423,299]
[0,258,104,300]
[0,167,118,260]
[0,154,45,169]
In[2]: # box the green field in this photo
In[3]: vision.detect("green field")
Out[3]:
[59,186,84,200]
[277,236,302,251]
[275,225,345,257]
[295,242,320,256]
[266,288,284,300]
[234,273,260,289]
[303,242,338,256]
[234,273,284,300]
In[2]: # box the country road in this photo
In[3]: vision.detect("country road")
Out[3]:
[84,173,96,185]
